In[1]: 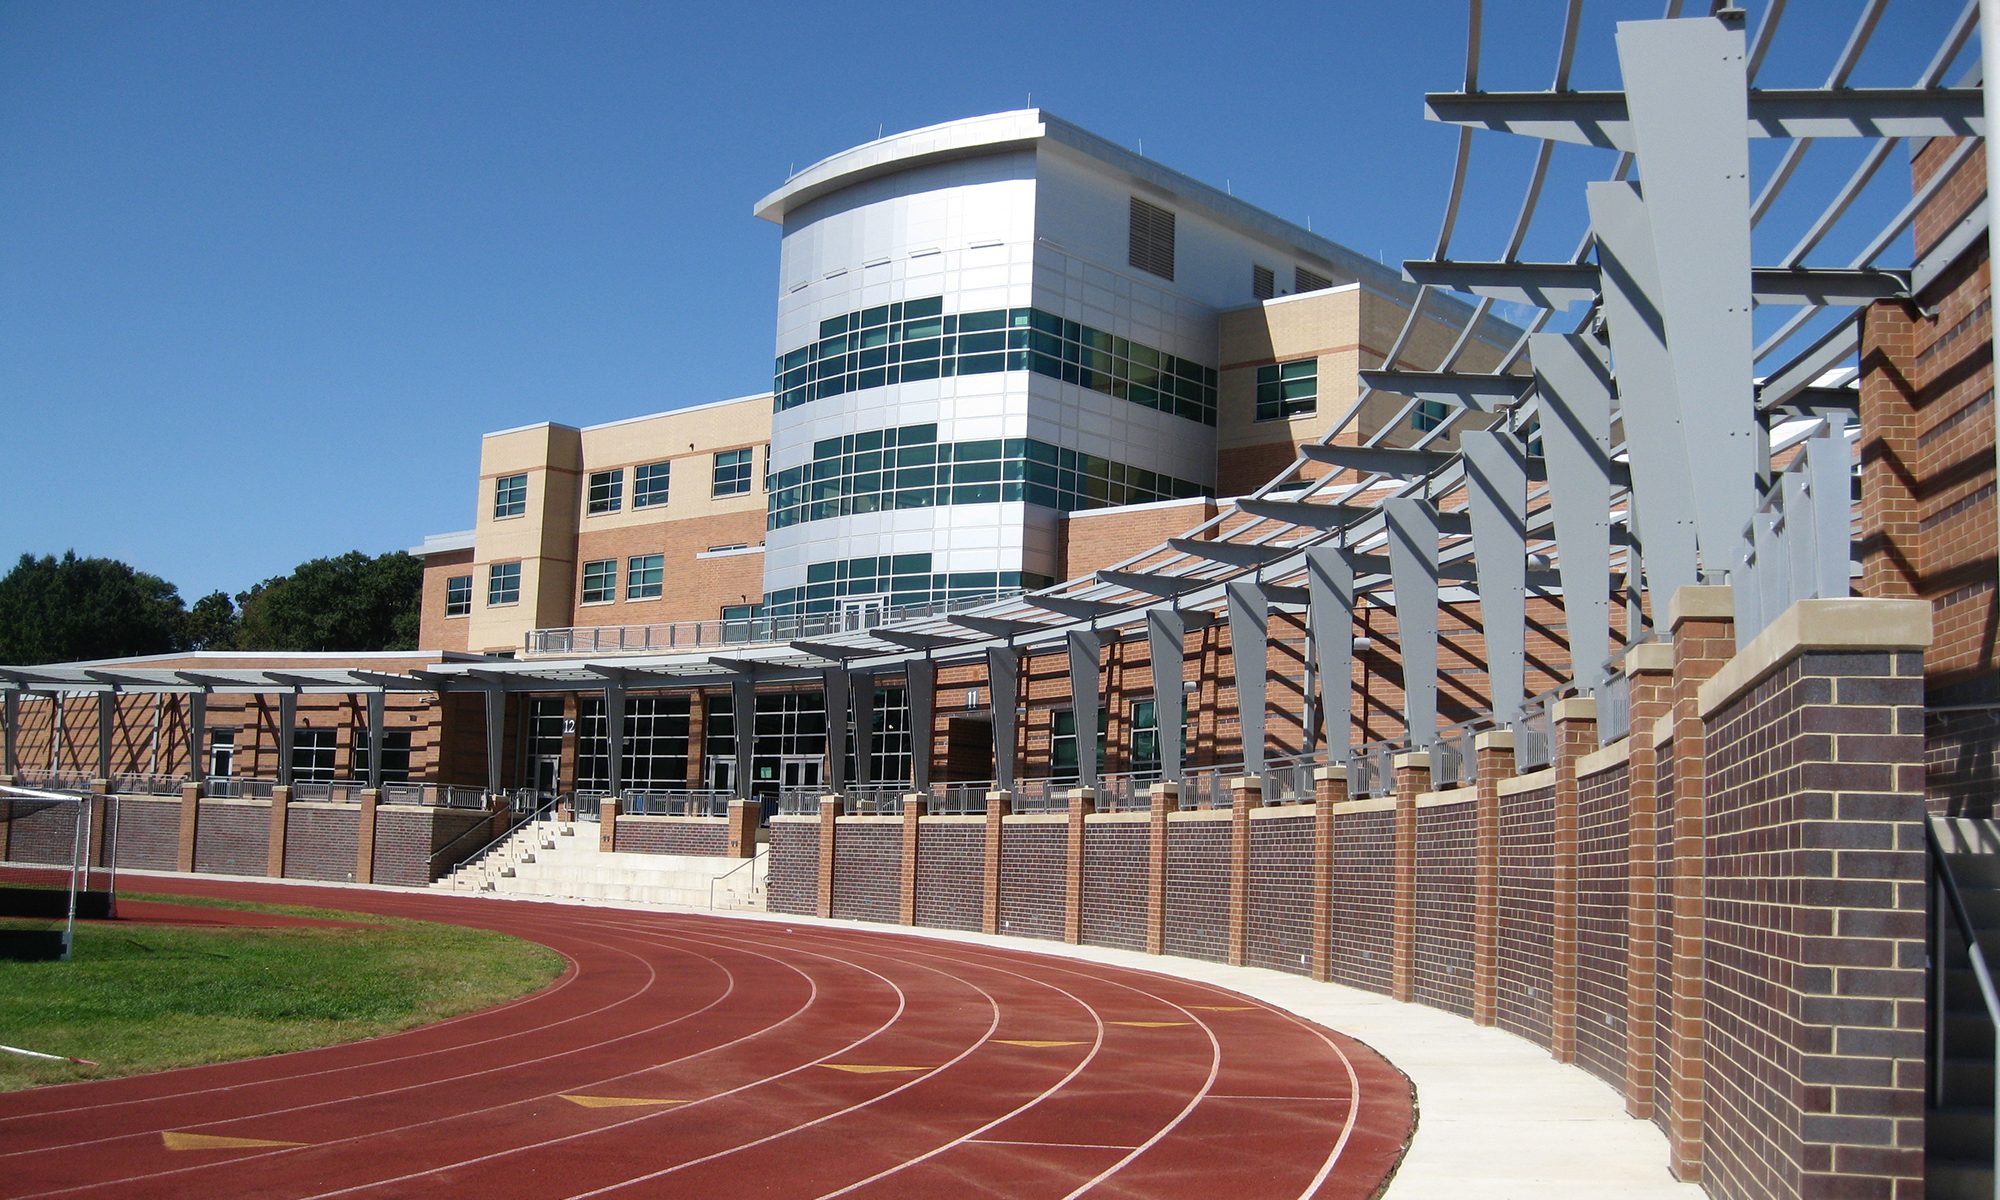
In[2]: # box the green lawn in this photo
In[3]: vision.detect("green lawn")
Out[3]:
[0,893,565,1091]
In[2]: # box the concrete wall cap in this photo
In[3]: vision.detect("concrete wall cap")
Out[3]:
[1576,738,1630,778]
[985,789,1014,801]
[1147,781,1181,796]
[1497,766,1558,797]
[1627,641,1675,673]
[1311,765,1347,781]
[1699,597,1932,718]
[1393,751,1432,771]
[1228,776,1263,792]
[1667,584,1735,630]
[1473,729,1514,751]
[1064,787,1097,801]
[1416,785,1477,809]
[1551,697,1597,723]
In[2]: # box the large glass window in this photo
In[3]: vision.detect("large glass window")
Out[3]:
[487,562,521,606]
[1129,698,1191,775]
[493,473,527,519]
[761,551,1055,620]
[586,469,622,514]
[626,554,664,600]
[445,575,472,617]
[290,728,337,783]
[352,725,412,783]
[1051,708,1107,781]
[575,696,691,791]
[1255,360,1318,421]
[580,559,617,604]
[713,448,753,496]
[634,461,670,508]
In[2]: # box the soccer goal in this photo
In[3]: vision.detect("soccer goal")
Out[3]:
[0,785,119,961]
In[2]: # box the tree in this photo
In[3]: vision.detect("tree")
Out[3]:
[234,551,422,652]
[184,591,240,651]
[0,552,189,665]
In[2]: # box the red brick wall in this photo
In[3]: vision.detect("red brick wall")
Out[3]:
[1162,816,1231,963]
[114,797,180,871]
[766,819,820,916]
[1496,779,1556,1047]
[1412,796,1476,1018]
[1080,820,1150,952]
[284,805,360,882]
[613,819,728,856]
[914,822,984,932]
[1245,812,1314,975]
[1329,805,1395,994]
[2,800,77,864]
[571,509,767,628]
[997,822,1065,940]
[829,820,900,923]
[1653,745,1678,1136]
[1576,760,1632,1095]
[419,547,474,652]
[193,800,269,876]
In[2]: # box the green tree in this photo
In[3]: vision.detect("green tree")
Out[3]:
[0,552,189,664]
[184,591,240,651]
[234,551,422,652]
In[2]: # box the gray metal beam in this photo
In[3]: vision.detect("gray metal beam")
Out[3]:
[1619,16,1759,582]
[605,681,626,796]
[1589,180,1700,597]
[907,659,936,792]
[987,647,1019,790]
[729,676,753,801]
[1354,368,1536,406]
[1298,443,1456,477]
[366,690,385,792]
[1067,631,1103,789]
[483,688,505,795]
[1532,332,1618,695]
[948,614,1047,640]
[1022,594,1119,620]
[1756,314,1859,413]
[96,691,114,782]
[1305,546,1357,760]
[851,670,875,790]
[1225,578,1270,774]
[1097,568,1205,599]
[1146,608,1187,783]
[1,689,14,778]
[276,691,297,787]
[1404,260,1911,306]
[1166,537,1293,568]
[823,668,850,796]
[1425,85,1981,149]
[1237,497,1374,529]
[1463,430,1531,727]
[868,628,970,651]
[1384,498,1442,748]
[187,692,206,785]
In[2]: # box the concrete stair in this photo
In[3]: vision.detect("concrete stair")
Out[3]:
[433,817,765,911]
[1929,816,2000,1199]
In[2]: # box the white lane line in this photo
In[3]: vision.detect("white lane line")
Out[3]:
[968,1139,1141,1151]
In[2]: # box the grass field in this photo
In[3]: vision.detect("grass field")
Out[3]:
[0,893,566,1091]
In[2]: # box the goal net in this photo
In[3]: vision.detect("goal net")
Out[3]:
[0,786,120,961]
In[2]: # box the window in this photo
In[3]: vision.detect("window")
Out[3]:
[626,553,664,600]
[713,448,753,496]
[633,461,670,508]
[1252,264,1276,300]
[208,730,236,779]
[580,559,617,604]
[291,728,336,783]
[1255,359,1318,421]
[586,469,623,515]
[1295,266,1333,293]
[353,726,412,783]
[1128,195,1176,281]
[445,575,472,617]
[493,473,527,519]
[488,562,522,606]
[721,603,762,622]
[1051,707,1108,780]
[1130,698,1192,774]
[1412,400,1449,432]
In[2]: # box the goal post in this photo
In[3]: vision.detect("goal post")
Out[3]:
[0,786,118,961]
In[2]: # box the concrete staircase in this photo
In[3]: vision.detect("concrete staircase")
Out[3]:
[1929,816,2000,1199]
[432,816,766,911]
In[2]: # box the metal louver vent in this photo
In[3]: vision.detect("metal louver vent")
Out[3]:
[1295,266,1333,293]
[1128,196,1176,281]
[1252,264,1276,299]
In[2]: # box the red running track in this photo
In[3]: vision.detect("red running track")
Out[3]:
[0,877,1413,1199]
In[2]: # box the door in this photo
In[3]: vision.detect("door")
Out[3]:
[534,756,560,798]
[706,756,735,794]
[839,596,887,632]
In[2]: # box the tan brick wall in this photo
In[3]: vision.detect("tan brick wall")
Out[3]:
[418,547,473,652]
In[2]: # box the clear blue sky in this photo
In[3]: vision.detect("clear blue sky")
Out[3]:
[0,1,1967,602]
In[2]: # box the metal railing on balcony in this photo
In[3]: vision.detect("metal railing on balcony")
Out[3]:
[1261,753,1325,805]
[377,782,491,809]
[107,772,184,796]
[928,780,993,814]
[523,590,1024,658]
[291,780,364,804]
[848,783,913,814]
[202,777,276,801]
[1347,741,1398,799]
[1093,771,1160,813]
[619,789,732,817]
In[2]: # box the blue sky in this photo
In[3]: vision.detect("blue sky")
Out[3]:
[0,1,1971,602]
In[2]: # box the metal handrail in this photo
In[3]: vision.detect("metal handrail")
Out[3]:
[708,849,763,911]
[1928,817,2000,1191]
[431,791,561,877]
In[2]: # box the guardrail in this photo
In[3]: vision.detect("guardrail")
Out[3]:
[572,790,609,822]
[108,772,184,796]
[524,590,1025,658]
[848,783,912,814]
[622,789,731,817]
[291,780,364,804]
[1093,771,1159,813]
[927,780,993,815]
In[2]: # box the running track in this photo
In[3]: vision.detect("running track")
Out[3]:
[0,877,1413,1199]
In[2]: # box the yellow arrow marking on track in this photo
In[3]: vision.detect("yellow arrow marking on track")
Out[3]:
[1188,1005,1258,1012]
[1108,1020,1190,1028]
[995,1039,1088,1048]
[561,1095,687,1109]
[162,1132,307,1151]
[820,1063,932,1074]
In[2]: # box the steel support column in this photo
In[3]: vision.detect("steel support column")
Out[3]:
[987,647,1019,790]
[366,690,386,792]
[483,687,505,795]
[1532,332,1618,692]
[1067,631,1103,789]
[851,670,876,790]
[3,689,18,777]
[1305,546,1357,760]
[1385,497,1441,749]
[730,677,753,802]
[1463,430,1531,727]
[823,668,851,796]
[96,690,114,782]
[605,683,627,797]
[1146,609,1187,783]
[907,659,936,793]
[186,692,206,785]
[1225,579,1270,774]
[276,691,297,787]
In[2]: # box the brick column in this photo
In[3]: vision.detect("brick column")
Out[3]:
[1064,788,1095,944]
[726,798,758,858]
[1858,299,1921,600]
[355,788,379,885]
[560,692,581,794]
[1472,730,1512,1027]
[598,798,619,853]
[900,796,924,926]
[87,781,110,869]
[817,797,839,920]
[1391,751,1429,1003]
[683,691,706,790]
[1664,585,1735,1182]
[1227,776,1262,966]
[1550,696,1597,1065]
[1310,767,1345,983]
[982,790,1010,935]
[176,780,200,873]
[1623,640,1675,1117]
[266,784,290,877]
[1147,782,1175,954]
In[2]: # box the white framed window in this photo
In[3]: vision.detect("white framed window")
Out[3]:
[1255,360,1318,421]
[488,562,522,606]
[445,575,472,617]
[580,559,617,604]
[586,468,623,514]
[208,730,236,779]
[634,461,670,508]
[353,726,412,783]
[493,473,527,519]
[712,448,753,496]
[291,728,337,783]
[626,554,664,600]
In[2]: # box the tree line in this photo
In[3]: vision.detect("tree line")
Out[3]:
[0,550,423,665]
